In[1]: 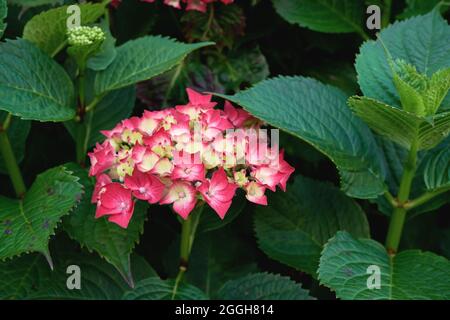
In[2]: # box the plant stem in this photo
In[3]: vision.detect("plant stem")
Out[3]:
[405,187,450,210]
[0,115,26,198]
[75,66,87,165]
[385,141,418,254]
[171,203,204,299]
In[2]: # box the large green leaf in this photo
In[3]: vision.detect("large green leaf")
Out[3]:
[0,112,30,174]
[0,166,82,263]
[63,163,148,287]
[254,176,370,277]
[65,86,136,148]
[348,96,450,150]
[423,142,450,191]
[122,277,208,300]
[216,76,386,199]
[218,273,314,300]
[0,251,156,299]
[272,0,366,34]
[398,0,448,19]
[23,3,105,56]
[0,0,6,38]
[94,36,213,96]
[8,0,61,7]
[185,228,258,297]
[318,231,450,300]
[164,228,259,298]
[0,39,75,121]
[356,10,450,109]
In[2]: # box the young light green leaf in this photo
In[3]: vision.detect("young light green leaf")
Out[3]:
[356,10,450,109]
[218,273,314,300]
[254,176,370,277]
[65,86,136,148]
[272,0,366,35]
[23,3,105,56]
[0,0,7,38]
[392,60,427,116]
[0,112,30,174]
[94,36,213,95]
[0,166,83,264]
[122,277,208,300]
[0,39,75,121]
[426,68,450,115]
[216,76,386,199]
[348,96,423,148]
[63,163,148,288]
[423,143,450,191]
[318,231,450,300]
[349,96,450,150]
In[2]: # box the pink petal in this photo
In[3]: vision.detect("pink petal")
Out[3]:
[107,200,136,228]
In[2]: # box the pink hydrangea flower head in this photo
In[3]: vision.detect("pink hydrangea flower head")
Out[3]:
[89,87,294,228]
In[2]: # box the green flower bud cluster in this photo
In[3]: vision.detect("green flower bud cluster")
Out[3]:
[67,26,105,47]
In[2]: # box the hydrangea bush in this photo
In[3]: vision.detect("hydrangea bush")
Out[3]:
[0,0,449,301]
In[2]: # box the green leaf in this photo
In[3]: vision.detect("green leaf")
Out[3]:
[0,39,75,122]
[197,190,246,233]
[0,251,155,299]
[218,273,314,300]
[63,163,148,287]
[176,229,259,298]
[32,254,155,299]
[392,60,427,116]
[0,0,7,38]
[356,10,450,109]
[23,3,105,56]
[212,46,270,92]
[272,0,366,34]
[8,0,61,7]
[398,0,448,19]
[216,76,386,199]
[318,231,450,300]
[86,20,117,71]
[65,86,136,148]
[94,36,213,96]
[122,277,208,300]
[423,142,450,191]
[349,96,450,150]
[254,176,370,277]
[426,68,450,115]
[0,166,82,263]
[0,112,30,174]
[0,254,51,299]
[181,4,245,49]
